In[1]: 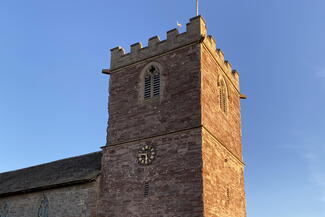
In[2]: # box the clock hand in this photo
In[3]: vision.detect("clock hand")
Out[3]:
[140,153,146,158]
[140,153,148,160]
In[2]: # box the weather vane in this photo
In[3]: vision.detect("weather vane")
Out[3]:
[176,0,199,29]
[196,0,199,16]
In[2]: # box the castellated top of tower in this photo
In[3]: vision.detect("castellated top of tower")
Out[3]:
[108,16,239,84]
[110,16,207,70]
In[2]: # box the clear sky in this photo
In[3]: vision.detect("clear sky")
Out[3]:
[1,0,325,216]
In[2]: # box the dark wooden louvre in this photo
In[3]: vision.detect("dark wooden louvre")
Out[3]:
[222,91,227,112]
[144,74,151,99]
[153,72,160,97]
[219,89,223,111]
[219,80,227,113]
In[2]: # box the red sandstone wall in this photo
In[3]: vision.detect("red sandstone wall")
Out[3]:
[201,44,243,160]
[98,128,204,217]
[200,42,246,217]
[107,44,201,146]
[99,42,205,217]
[202,129,246,217]
[100,20,247,216]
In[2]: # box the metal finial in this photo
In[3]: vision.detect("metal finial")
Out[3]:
[196,0,199,16]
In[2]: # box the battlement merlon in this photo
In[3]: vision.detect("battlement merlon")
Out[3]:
[109,15,207,70]
[202,35,240,90]
[108,15,240,89]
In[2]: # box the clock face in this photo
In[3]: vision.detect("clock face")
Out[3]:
[138,145,156,165]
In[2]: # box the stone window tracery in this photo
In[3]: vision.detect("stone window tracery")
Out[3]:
[0,203,9,217]
[38,195,49,217]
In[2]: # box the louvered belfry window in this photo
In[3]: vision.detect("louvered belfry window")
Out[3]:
[144,65,160,99]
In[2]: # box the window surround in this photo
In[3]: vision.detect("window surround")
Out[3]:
[139,62,164,102]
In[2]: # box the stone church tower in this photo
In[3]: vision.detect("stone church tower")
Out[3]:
[99,16,247,217]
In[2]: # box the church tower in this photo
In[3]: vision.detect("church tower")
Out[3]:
[98,16,246,217]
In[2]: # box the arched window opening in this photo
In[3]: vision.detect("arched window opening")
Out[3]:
[0,203,9,217]
[144,65,160,99]
[38,194,49,217]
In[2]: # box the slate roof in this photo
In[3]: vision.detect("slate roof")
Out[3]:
[0,151,102,197]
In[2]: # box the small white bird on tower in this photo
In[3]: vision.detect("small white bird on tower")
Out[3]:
[177,21,182,29]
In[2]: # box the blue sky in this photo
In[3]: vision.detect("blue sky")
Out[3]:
[1,0,325,216]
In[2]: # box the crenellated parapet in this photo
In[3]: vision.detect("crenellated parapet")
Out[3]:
[109,15,240,89]
[110,16,207,70]
[202,34,240,89]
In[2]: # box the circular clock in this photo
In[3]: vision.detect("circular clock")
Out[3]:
[138,145,156,165]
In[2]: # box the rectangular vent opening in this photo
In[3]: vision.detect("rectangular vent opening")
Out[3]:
[144,182,149,197]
